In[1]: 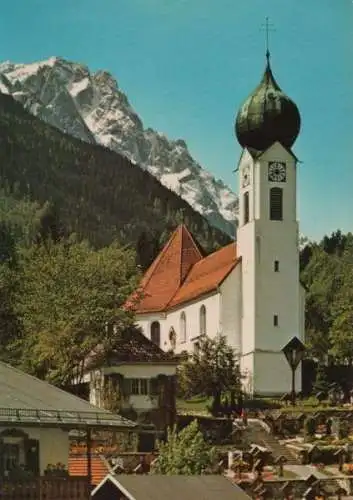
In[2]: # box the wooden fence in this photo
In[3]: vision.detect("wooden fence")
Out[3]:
[0,476,89,500]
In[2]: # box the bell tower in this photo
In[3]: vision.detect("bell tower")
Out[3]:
[234,49,305,396]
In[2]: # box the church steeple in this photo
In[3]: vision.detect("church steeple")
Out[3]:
[235,49,301,152]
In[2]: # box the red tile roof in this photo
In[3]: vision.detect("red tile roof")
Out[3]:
[131,225,239,313]
[169,242,237,308]
[69,455,110,486]
[131,225,203,313]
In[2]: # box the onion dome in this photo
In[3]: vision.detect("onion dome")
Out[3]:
[235,52,301,151]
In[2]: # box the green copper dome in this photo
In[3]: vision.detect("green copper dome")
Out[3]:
[235,54,301,151]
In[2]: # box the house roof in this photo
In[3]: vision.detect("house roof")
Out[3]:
[92,473,252,499]
[130,225,239,314]
[86,326,178,369]
[0,361,136,429]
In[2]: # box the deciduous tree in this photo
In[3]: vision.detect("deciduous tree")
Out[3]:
[151,420,217,475]
[178,335,242,413]
[12,237,140,384]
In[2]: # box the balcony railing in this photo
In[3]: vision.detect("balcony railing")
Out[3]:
[0,476,89,500]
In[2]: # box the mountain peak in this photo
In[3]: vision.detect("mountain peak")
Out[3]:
[0,57,237,237]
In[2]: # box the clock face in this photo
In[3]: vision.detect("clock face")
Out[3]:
[242,166,250,188]
[268,161,286,182]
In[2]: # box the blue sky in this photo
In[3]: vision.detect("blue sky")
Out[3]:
[0,0,352,241]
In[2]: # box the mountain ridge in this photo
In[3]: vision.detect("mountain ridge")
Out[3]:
[0,56,238,237]
[0,87,231,269]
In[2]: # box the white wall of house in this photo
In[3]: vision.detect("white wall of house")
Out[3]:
[103,364,176,378]
[0,426,69,475]
[86,364,177,412]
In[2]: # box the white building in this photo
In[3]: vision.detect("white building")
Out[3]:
[130,52,305,396]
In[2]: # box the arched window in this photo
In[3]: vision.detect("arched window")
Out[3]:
[269,187,283,221]
[150,321,161,347]
[180,312,186,342]
[199,305,206,336]
[243,191,250,225]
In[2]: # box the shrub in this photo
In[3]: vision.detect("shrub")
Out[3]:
[304,417,316,438]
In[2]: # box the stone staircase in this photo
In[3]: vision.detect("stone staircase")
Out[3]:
[245,421,298,465]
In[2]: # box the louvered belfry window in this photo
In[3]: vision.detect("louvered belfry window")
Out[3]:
[243,191,250,224]
[270,187,283,221]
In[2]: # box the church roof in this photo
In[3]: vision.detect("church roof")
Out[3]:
[235,53,301,151]
[130,225,239,313]
[169,242,237,308]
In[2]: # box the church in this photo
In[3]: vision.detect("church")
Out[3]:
[130,50,305,396]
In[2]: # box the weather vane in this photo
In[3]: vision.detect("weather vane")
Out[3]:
[260,17,276,62]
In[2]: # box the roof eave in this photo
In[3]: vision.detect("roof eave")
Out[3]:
[166,287,219,312]
[253,143,299,162]
[103,360,178,367]
[0,419,137,431]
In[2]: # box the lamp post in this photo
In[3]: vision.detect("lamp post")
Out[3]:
[282,337,306,406]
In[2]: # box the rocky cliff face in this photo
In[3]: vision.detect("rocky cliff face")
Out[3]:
[0,57,238,236]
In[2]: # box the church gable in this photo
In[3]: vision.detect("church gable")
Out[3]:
[252,141,298,162]
[132,225,203,313]
[131,225,240,314]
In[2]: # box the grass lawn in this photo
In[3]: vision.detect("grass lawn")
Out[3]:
[177,395,351,415]
[281,469,298,479]
[177,396,211,414]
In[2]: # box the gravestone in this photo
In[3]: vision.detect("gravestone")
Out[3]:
[274,455,287,477]
[331,417,341,439]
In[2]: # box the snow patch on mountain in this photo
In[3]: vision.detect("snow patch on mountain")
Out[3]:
[0,56,238,236]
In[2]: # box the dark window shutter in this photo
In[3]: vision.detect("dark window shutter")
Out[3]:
[150,377,159,396]
[123,378,131,395]
[25,439,40,476]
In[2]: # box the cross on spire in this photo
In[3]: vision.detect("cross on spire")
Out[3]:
[261,17,276,63]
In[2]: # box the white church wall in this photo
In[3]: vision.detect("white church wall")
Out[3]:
[135,312,166,347]
[253,218,300,352]
[299,283,306,342]
[136,294,221,353]
[237,151,256,356]
[255,143,297,222]
[165,293,221,354]
[254,144,300,352]
[253,351,301,396]
[219,264,242,353]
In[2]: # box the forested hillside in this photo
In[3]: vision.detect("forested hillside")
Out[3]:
[0,92,231,268]
[300,230,353,365]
